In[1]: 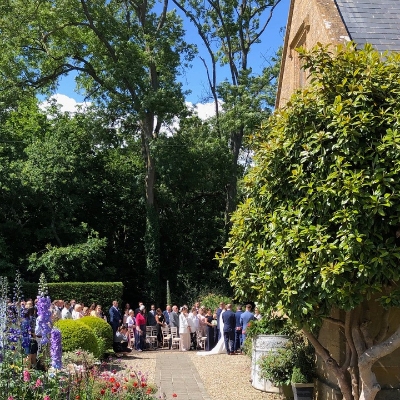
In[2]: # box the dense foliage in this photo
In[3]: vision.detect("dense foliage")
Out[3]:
[55,319,101,358]
[219,43,400,400]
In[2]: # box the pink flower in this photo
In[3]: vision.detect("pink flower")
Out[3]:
[8,397,14,400]
[23,370,31,382]
[35,379,43,388]
[44,396,51,400]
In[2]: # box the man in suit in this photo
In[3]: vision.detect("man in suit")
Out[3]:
[216,302,225,340]
[240,303,256,344]
[234,305,244,353]
[222,303,236,355]
[163,305,171,325]
[109,300,122,335]
[147,304,156,326]
[170,305,180,336]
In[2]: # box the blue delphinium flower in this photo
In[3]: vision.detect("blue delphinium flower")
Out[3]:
[50,328,62,370]
[36,296,52,344]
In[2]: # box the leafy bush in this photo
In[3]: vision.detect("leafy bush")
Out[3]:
[258,333,314,386]
[55,319,101,358]
[199,293,233,313]
[80,316,113,354]
[62,349,99,369]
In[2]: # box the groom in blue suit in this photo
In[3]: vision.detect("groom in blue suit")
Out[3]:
[222,304,236,355]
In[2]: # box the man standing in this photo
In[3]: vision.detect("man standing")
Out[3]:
[234,305,244,353]
[170,305,180,336]
[109,300,122,335]
[163,305,171,325]
[240,304,256,344]
[216,302,225,340]
[61,301,72,319]
[222,304,236,355]
[147,304,157,326]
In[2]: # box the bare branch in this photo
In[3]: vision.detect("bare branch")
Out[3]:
[157,0,168,31]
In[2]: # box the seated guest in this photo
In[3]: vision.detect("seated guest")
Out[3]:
[72,304,83,319]
[113,325,132,356]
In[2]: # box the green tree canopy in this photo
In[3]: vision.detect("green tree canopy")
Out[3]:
[219,43,400,400]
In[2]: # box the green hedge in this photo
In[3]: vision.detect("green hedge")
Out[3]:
[22,282,123,307]
[55,319,101,358]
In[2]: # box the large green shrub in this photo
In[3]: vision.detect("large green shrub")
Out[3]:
[199,293,233,312]
[80,316,113,353]
[55,319,100,358]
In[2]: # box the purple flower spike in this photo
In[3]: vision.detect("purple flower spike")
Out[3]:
[50,328,62,370]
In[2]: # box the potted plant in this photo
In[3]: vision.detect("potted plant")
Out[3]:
[245,317,296,394]
[291,367,314,400]
[258,331,315,398]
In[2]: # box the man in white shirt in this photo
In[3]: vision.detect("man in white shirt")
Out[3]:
[61,301,72,319]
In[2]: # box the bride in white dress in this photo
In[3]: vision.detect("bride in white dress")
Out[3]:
[197,309,226,356]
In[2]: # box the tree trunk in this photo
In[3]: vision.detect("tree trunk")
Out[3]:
[225,128,244,229]
[358,324,400,400]
[302,328,354,400]
[141,121,161,304]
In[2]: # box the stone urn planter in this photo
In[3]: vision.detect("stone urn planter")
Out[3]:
[251,334,290,394]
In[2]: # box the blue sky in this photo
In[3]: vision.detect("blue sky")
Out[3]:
[55,0,290,106]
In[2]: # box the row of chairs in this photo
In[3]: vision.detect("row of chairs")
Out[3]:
[128,326,207,350]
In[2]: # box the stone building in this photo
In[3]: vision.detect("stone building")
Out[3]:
[276,0,400,108]
[275,1,400,399]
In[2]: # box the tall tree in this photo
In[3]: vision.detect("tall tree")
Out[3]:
[0,0,193,300]
[171,0,281,226]
[219,44,400,400]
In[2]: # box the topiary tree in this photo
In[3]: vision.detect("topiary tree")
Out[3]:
[218,43,400,400]
[80,316,113,354]
[54,319,100,359]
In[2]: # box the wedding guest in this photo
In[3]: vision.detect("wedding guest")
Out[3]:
[254,307,262,320]
[109,300,122,335]
[126,309,136,348]
[234,305,244,352]
[123,303,131,324]
[72,304,83,319]
[88,303,96,316]
[170,305,180,336]
[91,304,102,318]
[135,305,146,351]
[204,308,216,351]
[113,325,132,356]
[155,308,166,347]
[240,304,256,344]
[147,304,157,327]
[179,306,191,351]
[163,305,171,325]
[61,302,72,319]
[69,299,76,314]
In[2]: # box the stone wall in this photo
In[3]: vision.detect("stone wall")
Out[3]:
[276,0,349,108]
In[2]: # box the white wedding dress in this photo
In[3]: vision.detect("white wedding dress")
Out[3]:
[197,310,226,356]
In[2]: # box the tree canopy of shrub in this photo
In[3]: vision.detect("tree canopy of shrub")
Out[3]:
[55,319,101,358]
[218,43,400,400]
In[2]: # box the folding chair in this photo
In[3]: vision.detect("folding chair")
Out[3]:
[146,326,157,350]
[170,326,181,350]
[161,326,171,348]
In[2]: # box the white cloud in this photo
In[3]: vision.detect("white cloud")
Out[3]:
[186,101,222,120]
[39,94,91,113]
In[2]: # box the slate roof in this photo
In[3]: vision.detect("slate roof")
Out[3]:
[334,0,400,52]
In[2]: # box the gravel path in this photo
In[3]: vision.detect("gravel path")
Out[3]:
[124,350,283,400]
